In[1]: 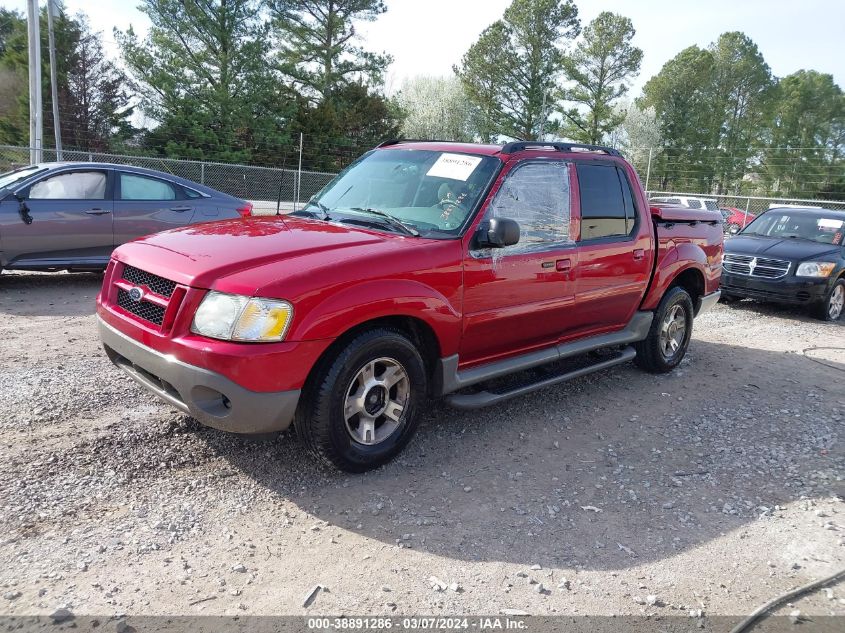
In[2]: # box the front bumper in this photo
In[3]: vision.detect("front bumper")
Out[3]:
[98,317,300,434]
[720,272,829,305]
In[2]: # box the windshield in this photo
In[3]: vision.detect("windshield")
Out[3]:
[293,149,501,237]
[742,211,844,245]
[0,165,43,191]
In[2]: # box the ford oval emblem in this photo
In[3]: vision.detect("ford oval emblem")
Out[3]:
[128,286,144,302]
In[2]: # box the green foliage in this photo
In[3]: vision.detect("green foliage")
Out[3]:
[762,70,844,199]
[64,15,135,151]
[0,7,134,151]
[455,0,580,141]
[707,32,774,193]
[640,33,774,193]
[640,45,716,190]
[118,0,295,164]
[267,0,391,103]
[0,8,28,144]
[293,83,401,171]
[559,12,642,144]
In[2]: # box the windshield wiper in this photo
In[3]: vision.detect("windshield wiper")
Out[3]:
[345,207,420,237]
[296,198,331,220]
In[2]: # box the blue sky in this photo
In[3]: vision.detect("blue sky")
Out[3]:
[4,0,844,96]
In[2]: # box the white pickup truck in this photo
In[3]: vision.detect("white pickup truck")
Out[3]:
[650,195,719,211]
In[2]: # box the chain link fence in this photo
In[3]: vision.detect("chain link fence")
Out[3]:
[2,144,843,218]
[646,190,845,215]
[0,145,337,214]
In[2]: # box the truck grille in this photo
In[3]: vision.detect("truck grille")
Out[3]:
[117,288,166,325]
[110,264,185,330]
[722,254,790,279]
[122,265,177,298]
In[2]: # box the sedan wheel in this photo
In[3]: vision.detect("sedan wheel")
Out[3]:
[827,282,844,320]
[814,279,845,321]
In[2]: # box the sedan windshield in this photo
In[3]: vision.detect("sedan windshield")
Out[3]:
[293,149,500,237]
[742,211,844,245]
[0,165,43,191]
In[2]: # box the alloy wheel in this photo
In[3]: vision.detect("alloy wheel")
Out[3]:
[659,304,687,360]
[343,357,410,446]
[829,284,844,320]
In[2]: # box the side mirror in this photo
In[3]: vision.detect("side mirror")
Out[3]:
[728,224,741,235]
[475,217,520,249]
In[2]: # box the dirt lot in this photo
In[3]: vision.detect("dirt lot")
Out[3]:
[0,271,843,624]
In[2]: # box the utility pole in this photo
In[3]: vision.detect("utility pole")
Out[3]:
[295,133,303,211]
[644,147,653,193]
[47,0,62,160]
[26,0,43,164]
[538,89,547,141]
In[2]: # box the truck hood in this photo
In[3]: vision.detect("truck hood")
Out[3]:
[112,216,397,289]
[725,235,841,261]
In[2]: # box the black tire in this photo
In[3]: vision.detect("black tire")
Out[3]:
[812,278,845,322]
[634,286,695,374]
[294,327,427,472]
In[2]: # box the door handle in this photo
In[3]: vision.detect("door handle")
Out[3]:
[633,249,645,261]
[85,208,111,215]
[556,258,572,272]
[170,206,192,212]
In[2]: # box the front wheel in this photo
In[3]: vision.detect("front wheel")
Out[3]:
[294,328,427,472]
[634,286,694,374]
[813,279,844,321]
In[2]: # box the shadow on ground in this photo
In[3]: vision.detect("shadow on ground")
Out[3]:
[200,339,844,571]
[0,271,102,317]
[720,296,845,327]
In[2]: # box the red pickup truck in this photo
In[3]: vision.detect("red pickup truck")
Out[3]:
[97,141,723,471]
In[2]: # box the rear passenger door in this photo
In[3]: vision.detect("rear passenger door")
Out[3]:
[113,171,197,245]
[571,162,652,335]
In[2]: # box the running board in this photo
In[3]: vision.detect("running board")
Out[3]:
[444,346,637,410]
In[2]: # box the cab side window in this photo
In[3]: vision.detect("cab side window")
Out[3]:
[577,164,637,240]
[29,171,107,200]
[486,161,571,251]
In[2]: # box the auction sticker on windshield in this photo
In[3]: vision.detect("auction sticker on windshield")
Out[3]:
[818,218,844,229]
[426,153,483,181]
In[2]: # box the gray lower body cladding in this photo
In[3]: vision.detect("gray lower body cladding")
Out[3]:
[98,317,300,434]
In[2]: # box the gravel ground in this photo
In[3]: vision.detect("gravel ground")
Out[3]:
[0,271,843,623]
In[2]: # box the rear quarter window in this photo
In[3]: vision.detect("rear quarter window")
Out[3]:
[576,163,636,240]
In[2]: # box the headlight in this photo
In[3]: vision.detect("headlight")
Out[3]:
[796,262,836,278]
[191,291,293,342]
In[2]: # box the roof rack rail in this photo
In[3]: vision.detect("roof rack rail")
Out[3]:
[500,141,622,157]
[377,138,460,148]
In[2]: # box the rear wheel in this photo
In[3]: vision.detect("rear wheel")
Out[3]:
[635,286,694,374]
[294,328,427,472]
[813,279,844,321]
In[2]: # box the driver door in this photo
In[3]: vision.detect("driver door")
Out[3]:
[0,168,114,267]
[460,161,579,366]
